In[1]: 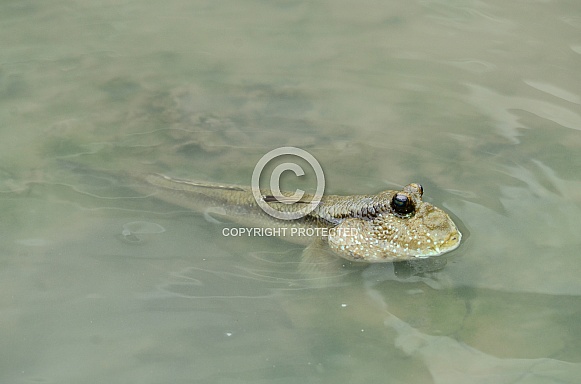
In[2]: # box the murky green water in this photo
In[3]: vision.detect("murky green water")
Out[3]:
[2,1,581,383]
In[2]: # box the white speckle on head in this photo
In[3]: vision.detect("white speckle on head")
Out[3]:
[326,188,462,262]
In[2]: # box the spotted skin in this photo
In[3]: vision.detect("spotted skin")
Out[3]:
[137,174,462,262]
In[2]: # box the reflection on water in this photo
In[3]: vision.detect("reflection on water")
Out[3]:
[2,0,581,383]
[467,84,581,144]
[367,285,581,383]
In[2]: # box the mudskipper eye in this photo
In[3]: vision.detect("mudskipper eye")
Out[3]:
[391,193,415,217]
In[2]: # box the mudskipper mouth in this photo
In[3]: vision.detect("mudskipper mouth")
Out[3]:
[438,230,462,254]
[416,230,462,259]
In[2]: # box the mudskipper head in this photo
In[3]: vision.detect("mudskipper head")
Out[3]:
[327,183,462,262]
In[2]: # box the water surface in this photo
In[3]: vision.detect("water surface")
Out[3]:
[2,1,581,383]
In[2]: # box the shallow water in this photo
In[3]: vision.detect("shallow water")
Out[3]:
[2,1,581,383]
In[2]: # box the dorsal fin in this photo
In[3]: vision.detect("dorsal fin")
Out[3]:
[262,195,314,204]
[147,173,246,191]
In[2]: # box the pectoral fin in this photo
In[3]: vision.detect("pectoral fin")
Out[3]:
[298,238,357,288]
